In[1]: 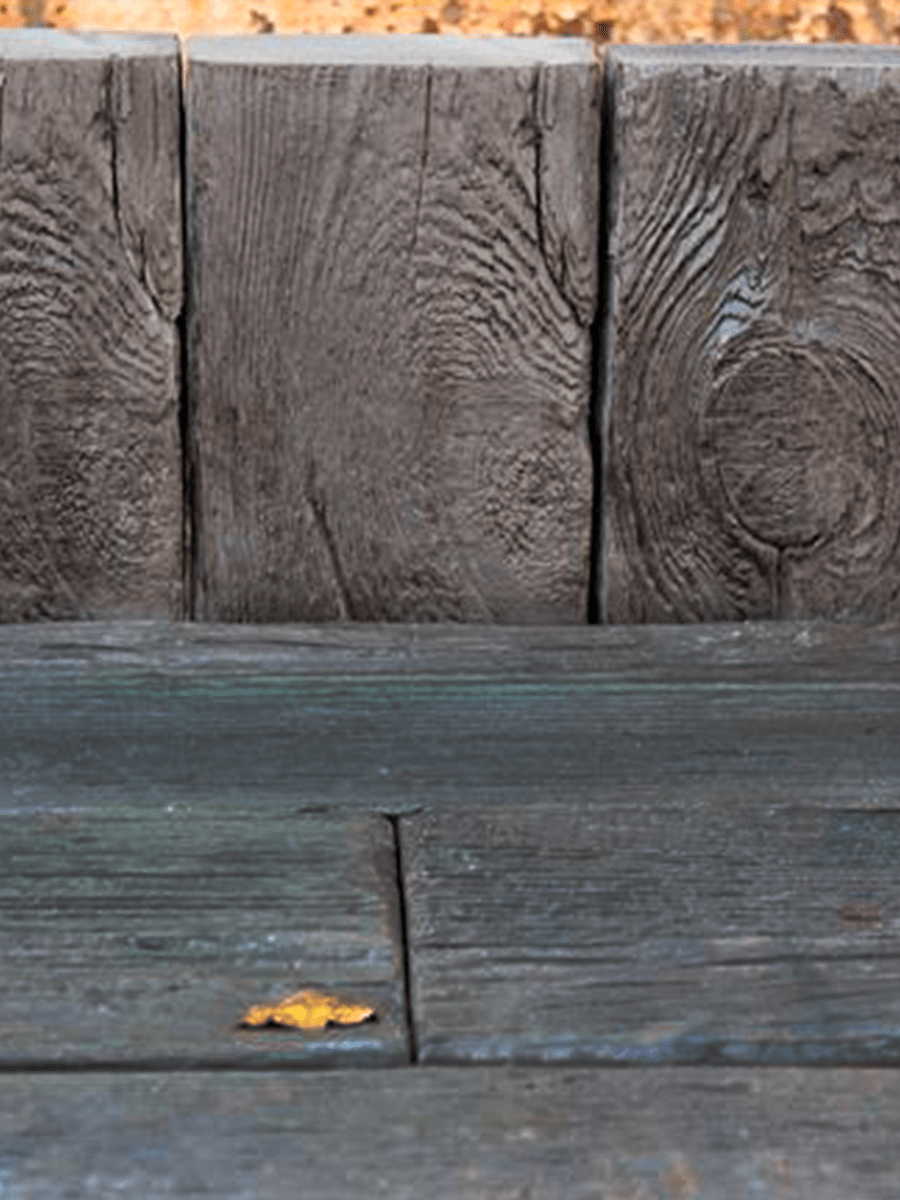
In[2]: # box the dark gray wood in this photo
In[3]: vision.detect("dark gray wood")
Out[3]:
[0,804,408,1066]
[603,45,900,623]
[403,799,900,1065]
[0,32,183,620]
[2,1068,899,1197]
[186,35,599,623]
[2,620,900,812]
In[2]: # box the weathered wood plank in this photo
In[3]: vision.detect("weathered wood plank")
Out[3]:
[0,32,183,620]
[603,45,900,623]
[186,35,598,622]
[403,799,900,1065]
[1,620,899,811]
[0,805,408,1066]
[2,1068,899,1198]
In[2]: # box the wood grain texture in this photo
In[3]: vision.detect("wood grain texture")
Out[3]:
[186,35,599,623]
[2,619,900,812]
[603,45,900,623]
[0,804,408,1066]
[0,32,183,620]
[2,1068,899,1198]
[403,799,900,1065]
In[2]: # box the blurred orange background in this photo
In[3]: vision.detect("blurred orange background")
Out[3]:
[1,0,897,52]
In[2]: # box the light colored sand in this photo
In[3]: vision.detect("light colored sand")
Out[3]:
[3,0,899,48]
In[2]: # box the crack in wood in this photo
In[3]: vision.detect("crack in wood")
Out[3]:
[591,58,615,625]
[386,813,419,1065]
[102,58,122,246]
[530,65,589,331]
[305,467,355,620]
[409,65,432,254]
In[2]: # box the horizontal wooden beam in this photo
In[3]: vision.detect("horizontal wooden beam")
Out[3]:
[0,804,408,1067]
[403,799,900,1065]
[2,1067,898,1197]
[2,620,899,811]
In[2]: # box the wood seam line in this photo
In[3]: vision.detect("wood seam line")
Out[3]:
[178,45,198,620]
[589,53,613,625]
[386,814,419,1065]
[595,51,619,624]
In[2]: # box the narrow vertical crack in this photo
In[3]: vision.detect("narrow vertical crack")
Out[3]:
[176,48,196,619]
[103,58,122,241]
[386,814,419,1065]
[592,54,616,624]
[410,66,432,252]
[530,66,586,330]
[306,482,355,620]
[774,549,787,619]
[530,66,547,282]
[0,74,5,167]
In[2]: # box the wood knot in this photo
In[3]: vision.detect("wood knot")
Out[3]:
[705,339,890,553]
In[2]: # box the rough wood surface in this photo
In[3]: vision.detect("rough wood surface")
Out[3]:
[1,1068,899,1198]
[604,45,900,623]
[2,619,899,811]
[0,32,183,620]
[403,798,900,1065]
[186,36,598,622]
[0,804,408,1066]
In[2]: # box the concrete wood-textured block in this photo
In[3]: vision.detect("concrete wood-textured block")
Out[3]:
[603,45,900,623]
[403,799,900,1065]
[0,805,409,1067]
[0,32,183,621]
[1,1068,898,1198]
[186,35,599,622]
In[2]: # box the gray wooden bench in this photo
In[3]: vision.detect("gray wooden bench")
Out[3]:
[2,619,899,1196]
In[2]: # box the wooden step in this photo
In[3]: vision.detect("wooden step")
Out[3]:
[2,1067,898,1198]
[2,619,899,1193]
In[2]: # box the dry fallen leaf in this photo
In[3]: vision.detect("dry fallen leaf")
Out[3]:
[239,988,377,1030]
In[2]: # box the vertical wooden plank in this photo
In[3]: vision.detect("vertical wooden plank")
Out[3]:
[0,32,183,620]
[603,45,900,623]
[187,36,599,622]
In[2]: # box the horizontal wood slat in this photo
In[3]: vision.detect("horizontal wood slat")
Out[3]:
[604,45,900,623]
[403,799,900,1065]
[0,33,183,621]
[2,620,899,811]
[186,35,599,622]
[0,805,408,1067]
[1,1068,898,1198]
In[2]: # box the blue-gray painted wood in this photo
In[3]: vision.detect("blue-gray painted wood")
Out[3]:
[1,1067,898,1198]
[0,804,408,1067]
[1,620,899,812]
[404,798,900,1066]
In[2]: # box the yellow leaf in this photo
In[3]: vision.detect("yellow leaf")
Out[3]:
[239,988,377,1030]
